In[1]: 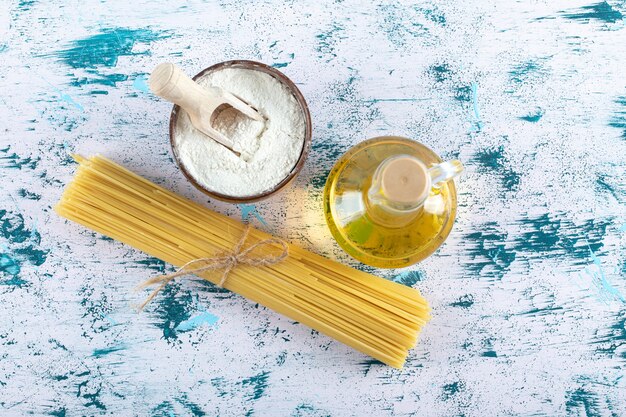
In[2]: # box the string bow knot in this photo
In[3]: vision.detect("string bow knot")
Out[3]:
[136,226,288,310]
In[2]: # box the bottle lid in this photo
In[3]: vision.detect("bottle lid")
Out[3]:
[380,156,430,206]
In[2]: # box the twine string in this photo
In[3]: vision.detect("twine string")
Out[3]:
[135,226,289,310]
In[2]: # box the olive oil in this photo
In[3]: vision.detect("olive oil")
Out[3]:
[323,136,463,268]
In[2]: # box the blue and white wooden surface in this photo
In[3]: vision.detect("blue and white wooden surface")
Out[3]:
[1,1,626,415]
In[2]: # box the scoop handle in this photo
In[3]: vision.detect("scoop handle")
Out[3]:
[149,63,212,113]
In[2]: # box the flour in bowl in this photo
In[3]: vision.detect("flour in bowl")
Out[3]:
[173,67,306,197]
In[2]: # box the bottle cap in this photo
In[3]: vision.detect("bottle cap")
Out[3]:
[381,156,430,206]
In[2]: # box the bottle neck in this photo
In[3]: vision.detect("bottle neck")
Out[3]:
[365,155,430,227]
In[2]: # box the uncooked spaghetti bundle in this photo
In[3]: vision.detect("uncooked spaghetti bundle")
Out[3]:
[55,155,430,368]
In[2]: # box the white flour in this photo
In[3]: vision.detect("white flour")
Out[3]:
[174,67,306,197]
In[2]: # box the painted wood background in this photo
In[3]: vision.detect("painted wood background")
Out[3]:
[1,0,625,415]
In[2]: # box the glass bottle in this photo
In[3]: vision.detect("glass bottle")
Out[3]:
[323,136,464,268]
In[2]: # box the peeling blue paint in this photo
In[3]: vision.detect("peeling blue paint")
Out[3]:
[132,73,151,94]
[473,144,521,192]
[79,284,113,335]
[562,2,624,24]
[441,381,464,401]
[151,282,195,343]
[596,174,623,202]
[52,28,167,69]
[47,28,170,88]
[16,0,37,12]
[509,59,549,86]
[92,344,126,358]
[359,358,384,376]
[210,377,228,398]
[585,244,625,303]
[315,23,344,61]
[152,401,175,417]
[392,270,423,287]
[310,136,348,190]
[421,7,446,25]
[463,213,617,285]
[102,314,118,326]
[430,63,452,83]
[466,214,608,274]
[566,387,602,417]
[513,214,610,264]
[135,256,167,273]
[593,309,626,360]
[0,253,21,276]
[70,73,128,88]
[463,222,516,279]
[76,376,106,410]
[454,85,472,102]
[175,394,206,416]
[52,87,84,111]
[17,189,42,200]
[208,371,271,412]
[292,403,331,417]
[242,371,270,401]
[276,350,287,366]
[175,311,219,332]
[240,204,268,227]
[0,209,48,287]
[609,96,626,139]
[450,294,475,308]
[377,4,444,47]
[48,408,67,417]
[0,146,40,170]
[366,98,428,103]
[470,82,483,132]
[518,305,563,316]
[520,109,544,122]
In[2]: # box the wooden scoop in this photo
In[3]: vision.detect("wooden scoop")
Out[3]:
[149,63,264,154]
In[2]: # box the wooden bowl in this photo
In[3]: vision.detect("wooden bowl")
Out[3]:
[169,60,312,203]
